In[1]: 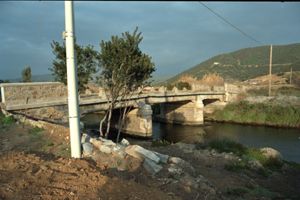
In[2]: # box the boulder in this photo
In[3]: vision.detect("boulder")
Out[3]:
[125,145,160,163]
[260,147,283,162]
[143,158,163,174]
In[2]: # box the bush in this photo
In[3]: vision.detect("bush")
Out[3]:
[208,138,246,156]
[0,115,15,126]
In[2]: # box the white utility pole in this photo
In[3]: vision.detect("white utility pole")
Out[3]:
[64,1,81,158]
[268,45,273,97]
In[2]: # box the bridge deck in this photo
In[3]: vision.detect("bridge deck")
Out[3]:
[2,91,226,111]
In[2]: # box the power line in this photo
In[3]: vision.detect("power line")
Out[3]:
[198,2,264,45]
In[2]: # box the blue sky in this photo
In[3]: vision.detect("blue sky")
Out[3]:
[0,1,300,80]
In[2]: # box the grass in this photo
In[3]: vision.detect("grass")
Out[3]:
[208,139,246,156]
[213,101,300,128]
[28,127,44,138]
[248,86,300,97]
[207,138,283,173]
[151,139,171,147]
[0,112,15,128]
[226,186,277,199]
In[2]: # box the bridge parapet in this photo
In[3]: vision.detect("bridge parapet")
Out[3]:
[0,82,67,105]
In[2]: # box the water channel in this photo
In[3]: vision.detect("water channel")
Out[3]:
[81,113,300,163]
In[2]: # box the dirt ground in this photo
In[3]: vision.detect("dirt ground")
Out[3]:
[0,121,300,200]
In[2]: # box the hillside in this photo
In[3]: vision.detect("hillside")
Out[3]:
[167,43,300,83]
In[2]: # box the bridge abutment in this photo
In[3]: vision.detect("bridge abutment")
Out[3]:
[117,104,153,137]
[158,97,204,125]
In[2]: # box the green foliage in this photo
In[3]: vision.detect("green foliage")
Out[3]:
[207,138,283,173]
[226,187,250,196]
[98,27,155,92]
[49,41,98,92]
[29,127,44,137]
[213,101,300,128]
[167,43,300,83]
[151,139,171,147]
[208,138,246,156]
[226,186,277,199]
[97,27,155,138]
[165,81,191,91]
[22,66,32,82]
[0,112,15,127]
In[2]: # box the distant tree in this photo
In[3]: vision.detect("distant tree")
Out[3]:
[97,27,155,140]
[22,66,32,82]
[49,41,98,92]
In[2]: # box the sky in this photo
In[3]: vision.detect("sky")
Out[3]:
[0,1,300,80]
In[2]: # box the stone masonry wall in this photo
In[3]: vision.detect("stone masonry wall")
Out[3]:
[0,82,67,105]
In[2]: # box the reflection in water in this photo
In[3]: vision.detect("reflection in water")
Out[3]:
[81,113,300,163]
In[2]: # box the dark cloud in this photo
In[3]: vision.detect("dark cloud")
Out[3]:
[0,2,299,79]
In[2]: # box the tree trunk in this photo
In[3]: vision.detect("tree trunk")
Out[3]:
[99,111,108,137]
[116,106,129,143]
[105,104,113,139]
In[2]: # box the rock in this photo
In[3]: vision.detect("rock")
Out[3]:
[120,138,130,146]
[99,145,112,154]
[125,145,160,163]
[82,142,93,155]
[99,138,116,147]
[248,159,264,170]
[260,147,283,162]
[168,157,185,165]
[81,133,91,144]
[90,138,103,149]
[167,164,183,175]
[143,158,163,174]
[153,152,169,164]
[180,174,198,189]
[168,157,195,175]
[174,142,196,153]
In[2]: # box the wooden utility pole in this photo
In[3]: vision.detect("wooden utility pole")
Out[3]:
[290,66,293,85]
[268,45,273,96]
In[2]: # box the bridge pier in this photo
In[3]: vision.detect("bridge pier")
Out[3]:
[115,104,153,137]
[158,96,204,125]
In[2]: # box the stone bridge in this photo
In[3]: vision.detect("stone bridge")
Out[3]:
[0,82,242,137]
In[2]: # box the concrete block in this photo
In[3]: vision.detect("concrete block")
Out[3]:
[125,145,160,163]
[81,133,91,144]
[153,151,169,164]
[99,145,112,154]
[143,158,163,174]
[82,142,93,155]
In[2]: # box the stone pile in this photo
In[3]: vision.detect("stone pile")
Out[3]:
[81,133,170,174]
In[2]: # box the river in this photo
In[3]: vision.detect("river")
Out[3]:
[81,113,300,163]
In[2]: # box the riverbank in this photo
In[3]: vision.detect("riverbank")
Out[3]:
[208,100,300,129]
[1,112,300,200]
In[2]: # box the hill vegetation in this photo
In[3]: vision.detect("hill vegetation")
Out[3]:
[167,43,300,83]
